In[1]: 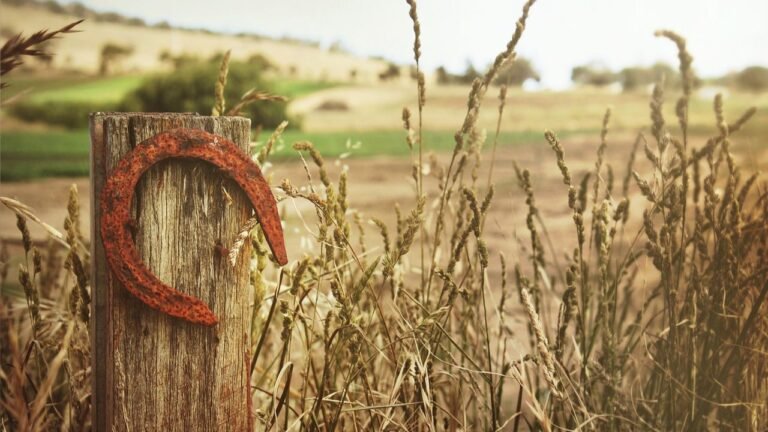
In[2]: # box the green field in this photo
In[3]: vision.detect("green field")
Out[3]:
[1,130,89,180]
[0,128,579,181]
[28,75,146,103]
[2,79,765,182]
[4,74,334,104]
[272,80,337,98]
[3,74,145,103]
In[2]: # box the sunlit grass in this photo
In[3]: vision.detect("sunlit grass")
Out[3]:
[3,74,145,103]
[272,79,338,98]
[27,75,146,103]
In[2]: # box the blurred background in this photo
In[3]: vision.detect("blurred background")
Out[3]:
[1,0,766,242]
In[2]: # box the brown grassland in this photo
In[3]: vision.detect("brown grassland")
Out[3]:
[1,0,767,431]
[0,1,388,82]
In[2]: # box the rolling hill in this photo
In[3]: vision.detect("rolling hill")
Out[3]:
[0,1,390,82]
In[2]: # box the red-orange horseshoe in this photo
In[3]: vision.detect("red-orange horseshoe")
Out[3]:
[100,128,288,326]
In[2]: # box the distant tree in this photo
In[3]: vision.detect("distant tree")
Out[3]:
[460,61,481,84]
[493,57,539,86]
[328,40,345,53]
[34,40,55,68]
[99,42,133,75]
[95,12,124,24]
[120,61,293,129]
[735,66,768,92]
[43,0,66,14]
[435,66,450,84]
[409,65,419,80]
[125,17,146,26]
[650,63,679,86]
[68,2,88,17]
[619,63,676,91]
[379,63,401,81]
[157,50,171,64]
[571,64,618,87]
[433,63,483,85]
[618,67,651,92]
[158,50,199,70]
[246,53,274,71]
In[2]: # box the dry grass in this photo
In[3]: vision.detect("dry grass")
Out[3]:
[0,19,82,89]
[1,186,90,431]
[1,1,767,431]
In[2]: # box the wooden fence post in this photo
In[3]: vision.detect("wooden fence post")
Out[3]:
[90,113,254,431]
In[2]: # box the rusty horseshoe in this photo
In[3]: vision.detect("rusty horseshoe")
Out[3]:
[100,128,288,326]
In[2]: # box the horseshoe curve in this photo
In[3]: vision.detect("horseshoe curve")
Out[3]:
[100,128,288,326]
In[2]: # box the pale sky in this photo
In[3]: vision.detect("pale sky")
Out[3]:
[58,0,768,89]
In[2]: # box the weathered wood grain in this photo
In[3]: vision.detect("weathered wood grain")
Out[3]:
[90,113,253,431]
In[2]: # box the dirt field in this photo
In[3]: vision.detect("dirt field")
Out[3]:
[290,83,768,137]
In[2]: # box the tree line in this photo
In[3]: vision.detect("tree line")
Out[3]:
[425,57,768,91]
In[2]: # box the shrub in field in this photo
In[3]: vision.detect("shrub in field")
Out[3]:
[378,62,401,81]
[1,1,767,431]
[734,66,768,92]
[158,50,200,70]
[98,42,133,76]
[618,62,676,92]
[493,56,539,86]
[571,64,618,87]
[315,99,349,111]
[119,59,295,129]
